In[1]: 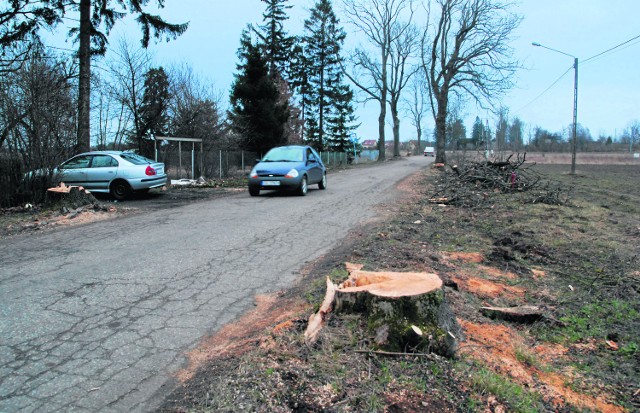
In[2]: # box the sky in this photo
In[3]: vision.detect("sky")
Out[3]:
[51,0,640,143]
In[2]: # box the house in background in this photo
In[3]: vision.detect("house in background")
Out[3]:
[361,140,377,149]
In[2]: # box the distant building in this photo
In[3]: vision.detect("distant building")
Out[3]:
[362,140,377,149]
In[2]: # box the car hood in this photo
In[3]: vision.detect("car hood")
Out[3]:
[255,161,304,175]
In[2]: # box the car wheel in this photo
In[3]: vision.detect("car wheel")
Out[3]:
[110,180,131,201]
[297,176,308,196]
[249,186,260,197]
[318,173,327,190]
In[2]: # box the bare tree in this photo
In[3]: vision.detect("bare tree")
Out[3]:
[420,0,520,164]
[343,0,414,161]
[388,23,419,157]
[92,72,132,150]
[622,120,639,152]
[403,71,428,153]
[168,63,225,176]
[105,40,151,152]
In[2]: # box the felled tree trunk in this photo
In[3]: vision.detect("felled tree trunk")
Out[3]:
[305,263,461,358]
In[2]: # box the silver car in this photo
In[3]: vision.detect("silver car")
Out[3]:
[53,151,167,200]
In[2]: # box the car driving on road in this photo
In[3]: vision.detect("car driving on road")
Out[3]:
[248,145,327,196]
[45,151,167,200]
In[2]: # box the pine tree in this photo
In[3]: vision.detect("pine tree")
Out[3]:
[471,116,484,148]
[298,0,356,151]
[327,84,357,152]
[139,67,170,148]
[229,30,289,155]
[256,0,295,79]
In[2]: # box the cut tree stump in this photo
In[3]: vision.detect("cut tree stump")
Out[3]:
[46,183,98,208]
[304,263,461,357]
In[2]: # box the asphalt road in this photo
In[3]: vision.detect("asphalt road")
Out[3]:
[0,156,430,412]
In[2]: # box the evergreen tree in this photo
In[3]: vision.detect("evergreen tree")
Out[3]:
[298,0,356,151]
[256,0,295,79]
[495,109,508,151]
[229,30,289,155]
[327,84,358,152]
[508,117,523,150]
[471,116,484,148]
[447,118,466,150]
[139,67,170,153]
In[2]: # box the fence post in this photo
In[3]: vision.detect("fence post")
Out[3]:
[219,150,222,180]
[191,142,195,179]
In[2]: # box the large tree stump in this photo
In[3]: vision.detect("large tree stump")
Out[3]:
[46,183,98,209]
[305,263,461,358]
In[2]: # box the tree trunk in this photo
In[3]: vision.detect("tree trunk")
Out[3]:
[77,0,91,153]
[377,97,386,161]
[377,50,388,162]
[390,99,401,157]
[306,263,461,357]
[434,94,448,164]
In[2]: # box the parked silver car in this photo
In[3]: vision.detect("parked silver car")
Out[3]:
[51,151,167,200]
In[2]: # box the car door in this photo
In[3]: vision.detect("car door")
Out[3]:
[58,155,91,186]
[306,148,323,183]
[86,154,119,191]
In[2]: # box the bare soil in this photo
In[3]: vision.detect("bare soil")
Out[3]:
[0,183,245,238]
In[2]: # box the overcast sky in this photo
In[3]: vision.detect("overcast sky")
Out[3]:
[64,0,640,143]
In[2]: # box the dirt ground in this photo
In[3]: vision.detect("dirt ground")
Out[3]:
[0,182,245,238]
[2,155,639,412]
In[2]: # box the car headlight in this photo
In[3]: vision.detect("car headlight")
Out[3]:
[285,169,299,178]
[249,167,258,179]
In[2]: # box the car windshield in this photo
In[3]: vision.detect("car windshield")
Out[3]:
[262,147,304,162]
[119,152,154,165]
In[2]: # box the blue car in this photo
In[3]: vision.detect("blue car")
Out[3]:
[248,145,327,196]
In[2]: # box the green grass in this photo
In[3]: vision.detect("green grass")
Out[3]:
[469,367,543,413]
[555,300,639,343]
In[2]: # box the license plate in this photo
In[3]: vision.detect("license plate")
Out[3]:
[262,181,280,186]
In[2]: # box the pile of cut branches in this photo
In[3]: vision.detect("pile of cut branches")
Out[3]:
[429,153,571,207]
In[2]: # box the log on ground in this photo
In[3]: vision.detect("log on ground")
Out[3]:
[480,305,543,323]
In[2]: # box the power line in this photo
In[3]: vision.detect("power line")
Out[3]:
[516,64,574,113]
[582,33,640,64]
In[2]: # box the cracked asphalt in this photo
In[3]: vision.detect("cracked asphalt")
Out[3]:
[0,157,430,412]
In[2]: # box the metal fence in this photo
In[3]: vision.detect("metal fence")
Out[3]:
[158,148,364,180]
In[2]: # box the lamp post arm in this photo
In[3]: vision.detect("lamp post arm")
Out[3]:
[531,42,575,58]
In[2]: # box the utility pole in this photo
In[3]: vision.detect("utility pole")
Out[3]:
[532,42,579,174]
[571,57,578,174]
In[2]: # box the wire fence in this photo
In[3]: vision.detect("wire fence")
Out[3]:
[159,149,366,180]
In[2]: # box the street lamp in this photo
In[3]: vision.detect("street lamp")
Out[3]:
[532,42,579,174]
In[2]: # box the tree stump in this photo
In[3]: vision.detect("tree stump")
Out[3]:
[46,183,98,209]
[306,263,461,357]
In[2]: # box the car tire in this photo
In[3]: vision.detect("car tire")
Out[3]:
[318,173,327,190]
[110,180,131,201]
[249,186,260,197]
[297,176,308,196]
